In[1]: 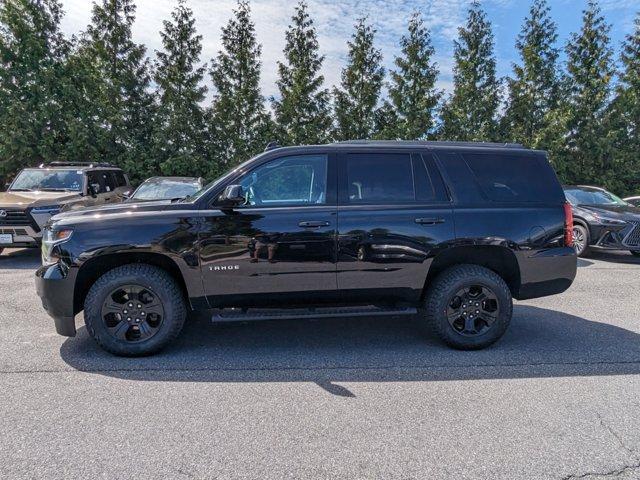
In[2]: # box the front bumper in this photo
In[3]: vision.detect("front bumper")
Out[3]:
[590,221,640,252]
[0,226,41,248]
[35,263,77,336]
[516,246,577,300]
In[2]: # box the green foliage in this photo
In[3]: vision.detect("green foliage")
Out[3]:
[208,0,273,172]
[0,0,67,177]
[605,13,640,195]
[75,0,155,182]
[501,0,560,148]
[152,0,208,177]
[385,12,440,140]
[439,1,499,141]
[272,1,331,145]
[333,18,385,141]
[549,0,614,187]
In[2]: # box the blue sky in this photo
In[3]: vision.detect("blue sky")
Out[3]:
[58,0,640,100]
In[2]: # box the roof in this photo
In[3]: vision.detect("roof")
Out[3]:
[334,140,526,149]
[36,161,120,170]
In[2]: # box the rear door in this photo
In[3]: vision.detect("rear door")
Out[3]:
[336,149,454,304]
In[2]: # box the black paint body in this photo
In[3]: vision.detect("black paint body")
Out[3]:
[35,143,577,337]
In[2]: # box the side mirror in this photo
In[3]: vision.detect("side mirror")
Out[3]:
[219,185,245,207]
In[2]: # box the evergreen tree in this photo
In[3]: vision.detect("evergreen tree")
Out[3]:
[272,1,331,145]
[153,0,207,177]
[0,0,67,178]
[386,12,440,140]
[439,1,499,141]
[501,0,560,148]
[552,0,614,185]
[209,0,272,171]
[82,0,155,180]
[333,18,385,141]
[606,13,640,195]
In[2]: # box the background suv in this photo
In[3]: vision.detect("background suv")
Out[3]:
[36,141,577,356]
[0,162,130,254]
[564,185,640,257]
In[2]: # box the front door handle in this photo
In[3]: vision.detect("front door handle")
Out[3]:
[415,217,445,225]
[299,221,330,228]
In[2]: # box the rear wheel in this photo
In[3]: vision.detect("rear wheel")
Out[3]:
[423,264,513,350]
[572,224,590,257]
[84,264,186,356]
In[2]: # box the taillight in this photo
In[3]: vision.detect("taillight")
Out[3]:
[564,202,574,247]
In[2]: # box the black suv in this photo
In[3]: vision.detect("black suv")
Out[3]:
[36,142,577,356]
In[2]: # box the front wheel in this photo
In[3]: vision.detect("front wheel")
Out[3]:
[572,224,590,257]
[84,264,186,356]
[423,264,513,350]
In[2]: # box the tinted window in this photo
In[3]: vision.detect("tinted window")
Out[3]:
[462,153,563,203]
[237,155,328,207]
[87,172,106,194]
[113,171,127,187]
[344,153,448,204]
[345,153,414,204]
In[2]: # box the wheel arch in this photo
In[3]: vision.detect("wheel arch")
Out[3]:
[422,245,521,299]
[73,252,190,314]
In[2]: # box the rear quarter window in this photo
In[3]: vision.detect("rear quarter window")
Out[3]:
[461,152,564,204]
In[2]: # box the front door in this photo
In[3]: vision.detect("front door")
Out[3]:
[336,150,455,304]
[199,153,338,307]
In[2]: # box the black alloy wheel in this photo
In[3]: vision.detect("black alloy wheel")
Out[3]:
[446,285,500,337]
[101,284,165,343]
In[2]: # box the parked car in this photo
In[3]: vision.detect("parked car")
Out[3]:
[564,185,640,257]
[36,141,577,356]
[127,176,203,203]
[0,162,130,255]
[624,196,640,207]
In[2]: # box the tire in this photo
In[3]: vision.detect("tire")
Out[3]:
[423,264,513,350]
[572,224,590,257]
[0,248,4,255]
[84,264,186,356]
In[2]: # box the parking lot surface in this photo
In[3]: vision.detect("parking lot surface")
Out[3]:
[1,248,640,479]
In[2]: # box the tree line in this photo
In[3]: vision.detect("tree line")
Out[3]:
[1,0,639,194]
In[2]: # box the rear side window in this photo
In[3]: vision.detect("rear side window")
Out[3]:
[462,153,563,203]
[343,153,448,205]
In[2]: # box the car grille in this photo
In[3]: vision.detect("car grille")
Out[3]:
[0,209,32,226]
[0,228,29,236]
[624,221,640,247]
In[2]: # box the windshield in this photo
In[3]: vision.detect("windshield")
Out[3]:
[132,180,200,201]
[187,155,262,202]
[564,188,629,206]
[10,169,83,192]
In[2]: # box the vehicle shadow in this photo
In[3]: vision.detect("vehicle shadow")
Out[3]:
[60,305,640,395]
[0,248,41,270]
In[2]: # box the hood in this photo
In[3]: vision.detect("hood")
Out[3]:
[578,204,640,221]
[0,190,80,208]
[52,199,175,221]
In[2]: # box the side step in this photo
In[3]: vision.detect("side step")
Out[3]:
[211,305,418,323]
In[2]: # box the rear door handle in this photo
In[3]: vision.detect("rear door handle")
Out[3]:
[415,217,445,225]
[299,221,330,228]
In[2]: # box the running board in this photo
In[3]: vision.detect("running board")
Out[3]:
[211,306,418,323]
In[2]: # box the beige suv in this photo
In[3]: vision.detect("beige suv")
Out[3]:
[0,162,131,254]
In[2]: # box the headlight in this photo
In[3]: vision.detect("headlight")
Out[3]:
[41,228,73,266]
[592,212,627,226]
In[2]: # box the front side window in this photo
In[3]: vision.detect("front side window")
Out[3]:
[10,169,83,192]
[236,155,328,207]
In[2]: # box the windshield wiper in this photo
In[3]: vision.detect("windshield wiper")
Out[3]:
[38,188,70,192]
[9,188,32,192]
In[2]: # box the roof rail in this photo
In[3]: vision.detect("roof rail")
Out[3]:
[336,140,525,149]
[39,161,116,168]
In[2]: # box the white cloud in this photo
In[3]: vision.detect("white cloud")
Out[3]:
[58,0,507,100]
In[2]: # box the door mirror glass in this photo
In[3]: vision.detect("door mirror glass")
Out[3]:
[219,184,245,207]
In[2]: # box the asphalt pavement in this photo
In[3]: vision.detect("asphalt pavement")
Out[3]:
[1,248,640,479]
